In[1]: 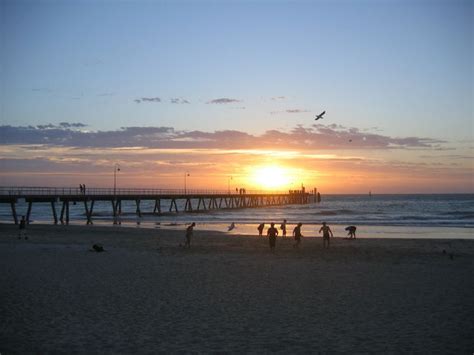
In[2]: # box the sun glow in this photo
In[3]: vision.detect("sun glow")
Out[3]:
[248,165,293,190]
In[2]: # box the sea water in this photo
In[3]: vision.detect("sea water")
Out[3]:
[1,194,473,239]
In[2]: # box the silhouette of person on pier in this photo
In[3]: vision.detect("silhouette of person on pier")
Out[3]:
[257,223,265,236]
[267,222,278,251]
[319,222,333,248]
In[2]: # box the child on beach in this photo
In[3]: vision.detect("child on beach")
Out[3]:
[280,219,287,237]
[184,222,196,248]
[293,223,303,248]
[345,225,357,239]
[257,223,265,236]
[267,222,279,251]
[18,216,27,240]
[319,222,333,248]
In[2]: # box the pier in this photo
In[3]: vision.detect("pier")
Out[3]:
[0,187,318,225]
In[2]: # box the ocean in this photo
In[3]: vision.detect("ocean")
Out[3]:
[1,194,473,239]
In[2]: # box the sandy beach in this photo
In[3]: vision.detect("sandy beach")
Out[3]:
[1,224,473,353]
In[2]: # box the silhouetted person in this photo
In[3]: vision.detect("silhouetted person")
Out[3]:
[280,219,287,237]
[184,222,196,248]
[345,226,357,239]
[293,223,303,248]
[267,222,278,251]
[319,222,333,248]
[228,222,235,231]
[18,216,27,240]
[257,223,265,236]
[79,184,83,194]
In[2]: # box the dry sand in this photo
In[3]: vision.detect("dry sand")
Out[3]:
[1,224,473,353]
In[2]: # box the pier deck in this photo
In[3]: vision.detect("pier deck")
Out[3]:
[0,187,317,224]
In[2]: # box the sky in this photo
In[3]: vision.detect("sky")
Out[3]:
[0,0,473,193]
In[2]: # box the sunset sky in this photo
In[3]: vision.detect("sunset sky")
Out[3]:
[1,0,472,193]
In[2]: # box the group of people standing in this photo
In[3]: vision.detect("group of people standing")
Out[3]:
[262,220,334,251]
[183,221,356,250]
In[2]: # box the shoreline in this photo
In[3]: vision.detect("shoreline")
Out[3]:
[1,221,473,240]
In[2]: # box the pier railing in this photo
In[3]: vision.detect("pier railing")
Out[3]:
[0,186,289,197]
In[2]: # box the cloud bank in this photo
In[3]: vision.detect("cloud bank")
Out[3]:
[0,124,445,150]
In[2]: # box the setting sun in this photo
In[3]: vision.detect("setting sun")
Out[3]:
[248,165,293,190]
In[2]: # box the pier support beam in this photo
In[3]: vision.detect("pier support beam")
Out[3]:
[51,201,58,224]
[153,199,161,214]
[60,200,70,224]
[26,201,32,224]
[169,199,178,213]
[135,199,142,217]
[197,198,206,211]
[84,200,95,224]
[184,198,193,212]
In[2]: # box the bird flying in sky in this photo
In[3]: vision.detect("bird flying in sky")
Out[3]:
[315,111,326,120]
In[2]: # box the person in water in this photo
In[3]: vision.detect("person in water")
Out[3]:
[184,222,196,248]
[267,222,279,251]
[257,223,265,237]
[319,221,333,248]
[293,223,303,248]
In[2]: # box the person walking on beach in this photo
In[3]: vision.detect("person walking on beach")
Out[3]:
[184,222,196,248]
[267,222,279,251]
[319,221,333,248]
[293,223,303,248]
[280,219,287,237]
[18,216,27,240]
[257,223,265,237]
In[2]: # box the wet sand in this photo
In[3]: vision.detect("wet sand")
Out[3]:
[1,224,473,353]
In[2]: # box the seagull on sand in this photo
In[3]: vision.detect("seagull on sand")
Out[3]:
[314,110,326,120]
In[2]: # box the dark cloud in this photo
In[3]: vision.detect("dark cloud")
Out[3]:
[0,124,446,151]
[270,109,310,114]
[286,109,310,113]
[135,97,161,103]
[206,98,241,104]
[170,98,190,104]
[59,122,87,128]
